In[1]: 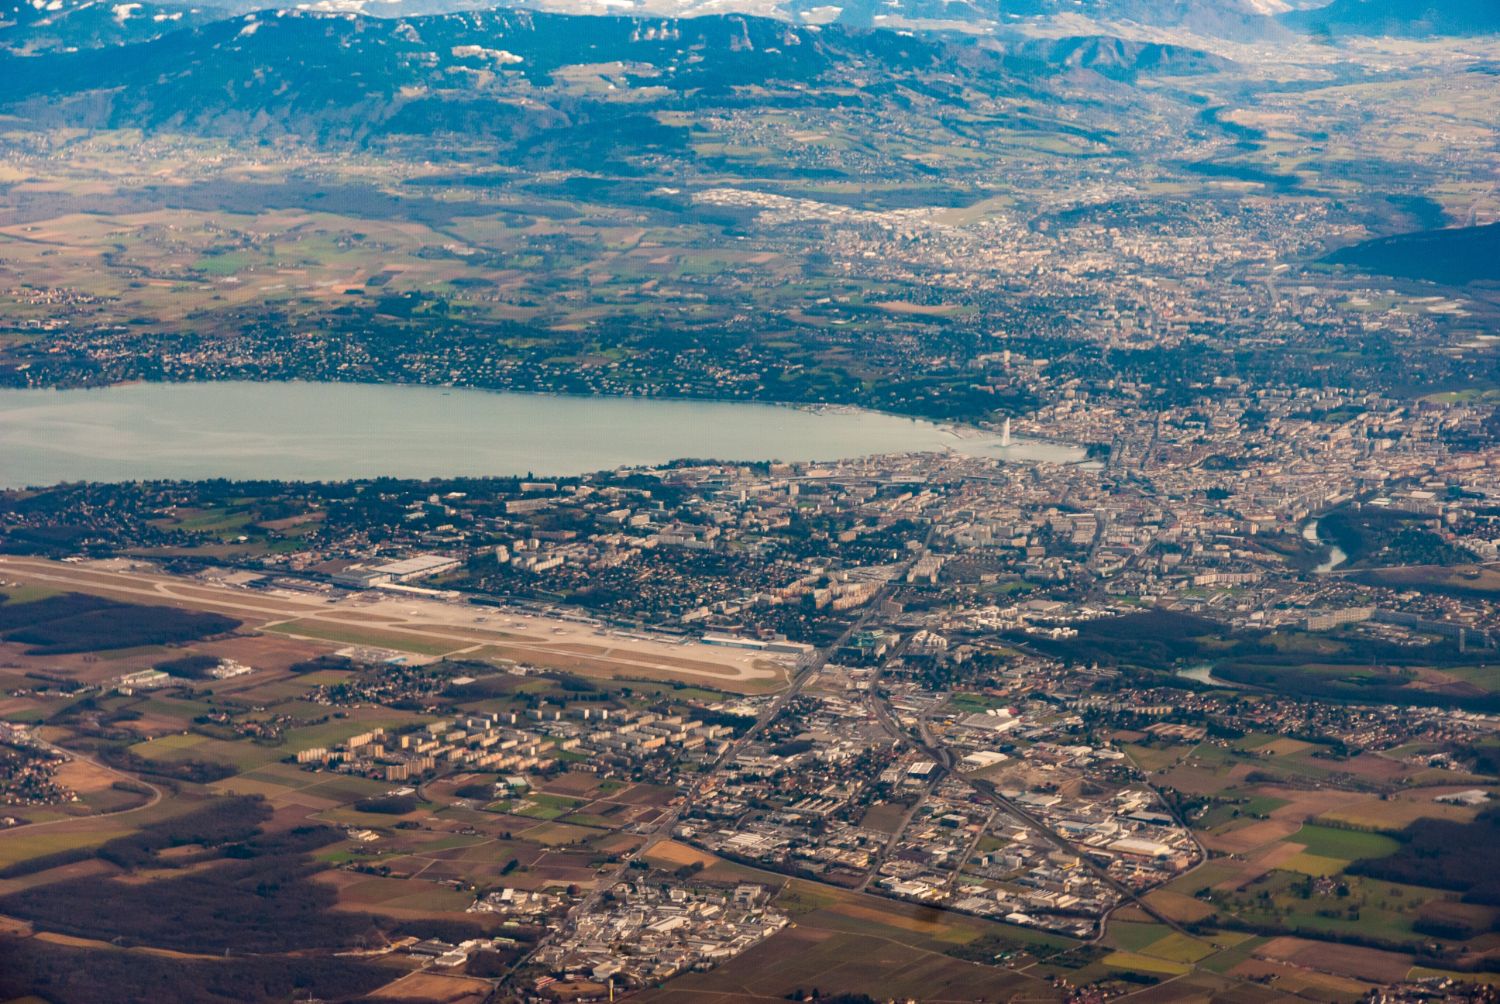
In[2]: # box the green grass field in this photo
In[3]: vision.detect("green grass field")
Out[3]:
[0,826,136,869]
[265,620,458,656]
[1292,824,1400,862]
[1101,951,1193,976]
[514,793,585,821]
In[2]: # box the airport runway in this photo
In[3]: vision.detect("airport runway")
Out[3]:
[0,556,785,689]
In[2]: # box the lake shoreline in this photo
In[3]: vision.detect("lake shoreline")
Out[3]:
[0,379,1087,488]
[2,375,1006,442]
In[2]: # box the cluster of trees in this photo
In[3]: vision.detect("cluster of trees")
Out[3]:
[0,825,368,954]
[0,794,488,968]
[1022,609,1221,670]
[96,795,271,869]
[1320,508,1474,569]
[453,781,498,800]
[288,654,356,674]
[353,795,419,815]
[1347,807,1500,904]
[0,592,239,654]
[0,936,392,1004]
[98,745,236,785]
[1210,660,1500,714]
[0,797,266,879]
[155,654,224,680]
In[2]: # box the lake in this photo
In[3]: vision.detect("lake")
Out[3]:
[0,381,1085,487]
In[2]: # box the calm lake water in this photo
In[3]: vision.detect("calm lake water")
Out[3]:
[0,381,1085,487]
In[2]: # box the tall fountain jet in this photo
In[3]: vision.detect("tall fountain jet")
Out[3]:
[1000,417,1012,448]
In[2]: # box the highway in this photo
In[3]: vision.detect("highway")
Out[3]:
[865,677,1204,942]
[848,532,1204,943]
[496,562,911,990]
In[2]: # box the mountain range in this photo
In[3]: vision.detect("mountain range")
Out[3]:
[4,0,1496,57]
[0,10,1029,148]
[1281,0,1500,37]
[1,0,226,52]
[2,6,1246,150]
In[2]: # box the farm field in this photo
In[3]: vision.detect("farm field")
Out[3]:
[0,615,770,1000]
[1113,718,1500,984]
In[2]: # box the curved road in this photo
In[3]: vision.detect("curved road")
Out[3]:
[0,733,163,833]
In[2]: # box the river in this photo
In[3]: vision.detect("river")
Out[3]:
[1175,663,1247,689]
[1302,517,1348,574]
[0,381,1086,487]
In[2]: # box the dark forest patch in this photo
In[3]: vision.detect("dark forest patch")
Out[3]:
[1325,221,1500,286]
[0,592,239,654]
